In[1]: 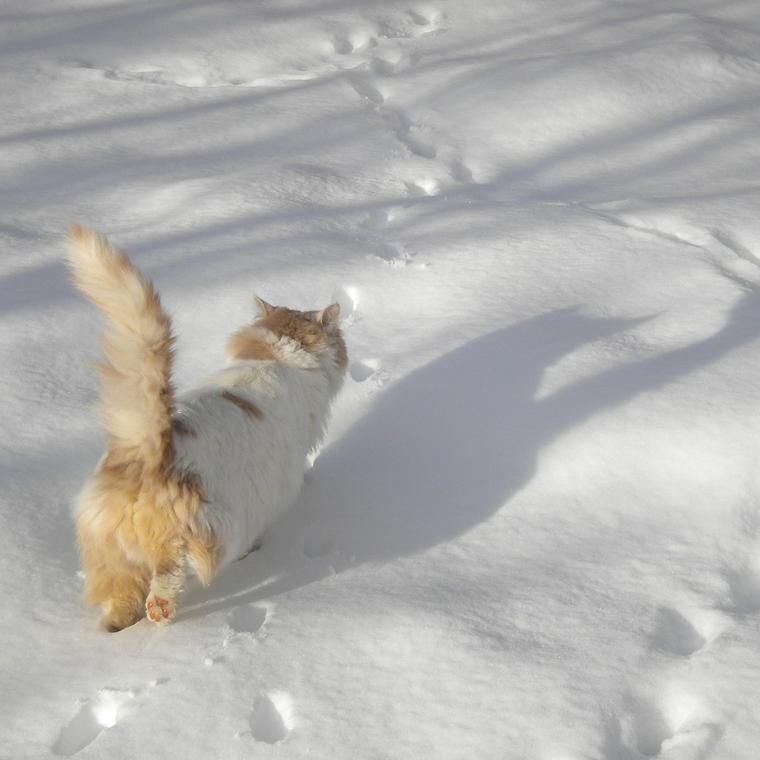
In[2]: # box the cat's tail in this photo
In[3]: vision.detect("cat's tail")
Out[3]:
[66,225,175,474]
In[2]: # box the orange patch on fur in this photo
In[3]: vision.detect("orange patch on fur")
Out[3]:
[77,459,219,629]
[67,225,176,477]
[253,306,347,369]
[221,390,264,419]
[226,328,276,361]
[257,308,325,348]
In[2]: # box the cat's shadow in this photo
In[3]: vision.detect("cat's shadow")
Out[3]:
[181,298,760,621]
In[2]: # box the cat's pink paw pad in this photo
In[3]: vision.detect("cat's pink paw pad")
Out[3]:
[146,595,174,624]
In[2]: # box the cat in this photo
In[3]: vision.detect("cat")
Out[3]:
[67,225,347,631]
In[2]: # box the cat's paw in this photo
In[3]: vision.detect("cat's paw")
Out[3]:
[145,593,175,625]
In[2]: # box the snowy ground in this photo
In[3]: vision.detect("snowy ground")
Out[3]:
[3,0,760,757]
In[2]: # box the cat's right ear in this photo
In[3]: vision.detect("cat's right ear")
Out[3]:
[317,303,341,327]
[254,296,275,317]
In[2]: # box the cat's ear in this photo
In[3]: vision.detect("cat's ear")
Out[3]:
[317,303,340,327]
[254,296,275,316]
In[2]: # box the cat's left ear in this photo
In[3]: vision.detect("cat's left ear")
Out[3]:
[317,303,340,327]
[254,296,276,317]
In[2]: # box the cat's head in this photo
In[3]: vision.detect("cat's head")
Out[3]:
[227,297,347,376]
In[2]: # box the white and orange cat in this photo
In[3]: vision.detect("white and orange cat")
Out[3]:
[67,226,347,631]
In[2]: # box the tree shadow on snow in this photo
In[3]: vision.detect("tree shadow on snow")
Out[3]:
[181,293,760,620]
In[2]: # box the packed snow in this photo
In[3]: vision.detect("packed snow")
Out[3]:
[2,0,760,758]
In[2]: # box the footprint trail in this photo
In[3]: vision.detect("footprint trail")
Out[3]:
[228,604,269,635]
[250,692,293,744]
[651,607,706,658]
[53,689,135,757]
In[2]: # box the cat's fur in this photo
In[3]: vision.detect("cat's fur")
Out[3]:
[67,225,347,630]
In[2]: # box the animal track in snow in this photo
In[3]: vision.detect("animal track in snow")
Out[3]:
[617,689,722,759]
[376,8,445,39]
[250,692,293,744]
[407,177,440,196]
[338,19,440,161]
[373,240,416,266]
[53,689,135,756]
[346,71,385,105]
[331,284,359,326]
[350,358,382,383]
[370,51,416,76]
[724,561,760,614]
[336,7,452,265]
[450,158,474,182]
[407,7,445,32]
[333,8,444,66]
[623,698,674,757]
[331,36,357,55]
[228,604,269,635]
[650,607,706,657]
[332,29,377,56]
[408,9,433,25]
[358,208,418,266]
[382,108,437,158]
[719,509,760,614]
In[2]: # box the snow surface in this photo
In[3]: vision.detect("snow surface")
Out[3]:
[2,0,760,758]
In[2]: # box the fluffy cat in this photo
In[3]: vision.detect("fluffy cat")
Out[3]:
[67,225,347,631]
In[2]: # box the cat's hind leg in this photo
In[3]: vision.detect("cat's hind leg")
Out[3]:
[145,541,186,625]
[83,555,149,631]
[101,569,151,632]
[78,530,150,631]
[145,573,183,624]
[145,535,220,623]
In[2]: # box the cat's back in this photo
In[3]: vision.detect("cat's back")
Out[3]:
[172,361,313,476]
[170,361,322,561]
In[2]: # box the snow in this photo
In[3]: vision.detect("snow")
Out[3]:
[2,0,760,757]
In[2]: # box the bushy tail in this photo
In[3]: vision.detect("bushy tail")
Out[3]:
[67,225,175,473]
